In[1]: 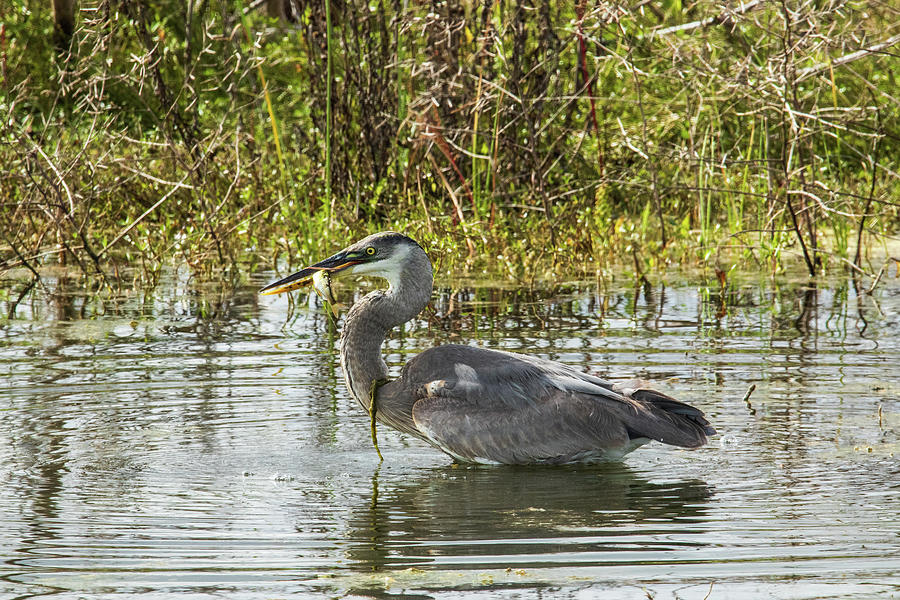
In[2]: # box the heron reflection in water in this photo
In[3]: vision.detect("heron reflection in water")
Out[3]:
[261,232,715,465]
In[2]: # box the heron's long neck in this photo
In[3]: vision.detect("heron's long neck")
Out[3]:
[339,256,432,411]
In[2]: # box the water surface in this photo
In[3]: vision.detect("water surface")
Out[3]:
[1,269,898,599]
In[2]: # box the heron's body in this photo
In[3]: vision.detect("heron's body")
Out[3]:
[262,232,714,465]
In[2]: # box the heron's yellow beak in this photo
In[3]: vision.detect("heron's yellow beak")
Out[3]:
[259,251,362,296]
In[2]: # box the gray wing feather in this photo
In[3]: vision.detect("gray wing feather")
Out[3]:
[391,344,713,464]
[412,392,633,464]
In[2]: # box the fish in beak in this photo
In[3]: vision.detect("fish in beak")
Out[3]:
[259,251,363,297]
[260,249,370,317]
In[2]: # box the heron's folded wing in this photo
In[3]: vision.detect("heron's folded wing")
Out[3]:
[399,344,623,407]
[411,392,635,464]
[399,345,711,460]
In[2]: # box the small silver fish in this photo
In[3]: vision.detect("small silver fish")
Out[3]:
[312,270,342,318]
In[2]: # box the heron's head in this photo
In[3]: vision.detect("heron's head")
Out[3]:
[260,231,429,296]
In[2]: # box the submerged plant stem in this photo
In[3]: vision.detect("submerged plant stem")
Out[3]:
[369,378,386,462]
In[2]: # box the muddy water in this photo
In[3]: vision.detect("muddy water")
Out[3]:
[0,270,897,599]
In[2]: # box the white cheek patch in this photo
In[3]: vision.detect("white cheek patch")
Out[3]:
[348,244,411,289]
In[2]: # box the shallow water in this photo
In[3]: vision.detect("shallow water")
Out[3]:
[1,269,898,599]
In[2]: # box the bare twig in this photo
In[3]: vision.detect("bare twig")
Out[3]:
[652,0,763,36]
[97,170,194,258]
[797,34,900,83]
[865,262,886,295]
[31,142,74,217]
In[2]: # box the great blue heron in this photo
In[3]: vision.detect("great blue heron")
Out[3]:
[261,231,715,464]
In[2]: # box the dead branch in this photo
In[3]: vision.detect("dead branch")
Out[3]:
[651,0,763,37]
[796,33,900,82]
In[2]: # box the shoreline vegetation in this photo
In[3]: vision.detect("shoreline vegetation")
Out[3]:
[1,1,898,290]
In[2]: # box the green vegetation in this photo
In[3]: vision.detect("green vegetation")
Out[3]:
[1,0,898,285]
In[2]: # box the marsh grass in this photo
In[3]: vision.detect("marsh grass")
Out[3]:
[1,0,897,289]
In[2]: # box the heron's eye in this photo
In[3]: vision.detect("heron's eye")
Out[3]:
[365,247,376,256]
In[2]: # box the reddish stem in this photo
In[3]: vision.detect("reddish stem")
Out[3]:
[575,2,604,175]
